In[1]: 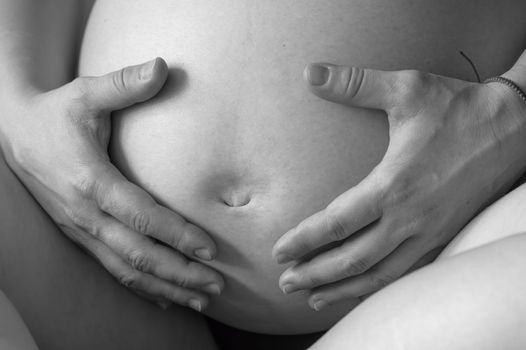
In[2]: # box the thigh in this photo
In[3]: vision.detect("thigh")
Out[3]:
[310,186,526,350]
[0,154,216,350]
[440,182,526,257]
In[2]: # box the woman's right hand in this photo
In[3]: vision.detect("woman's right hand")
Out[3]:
[0,58,223,311]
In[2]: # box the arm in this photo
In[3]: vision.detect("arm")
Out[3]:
[0,291,39,350]
[0,0,223,309]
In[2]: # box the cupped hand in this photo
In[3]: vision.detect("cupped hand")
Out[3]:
[0,58,223,311]
[273,63,526,310]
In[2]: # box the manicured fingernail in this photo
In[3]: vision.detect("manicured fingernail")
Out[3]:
[281,283,296,294]
[307,64,330,86]
[275,253,293,264]
[139,58,158,81]
[188,299,202,312]
[157,301,171,310]
[204,283,222,295]
[312,299,327,311]
[194,248,212,261]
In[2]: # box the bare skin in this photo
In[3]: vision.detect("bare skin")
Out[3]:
[274,58,526,308]
[2,148,526,349]
[0,154,217,350]
[80,0,526,332]
[1,0,526,348]
[310,182,526,349]
[0,0,222,311]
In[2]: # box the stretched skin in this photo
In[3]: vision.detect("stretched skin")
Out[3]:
[79,0,526,333]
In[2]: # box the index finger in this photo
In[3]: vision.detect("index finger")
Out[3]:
[273,179,382,264]
[86,163,217,261]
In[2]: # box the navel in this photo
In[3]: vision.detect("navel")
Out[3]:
[222,190,252,208]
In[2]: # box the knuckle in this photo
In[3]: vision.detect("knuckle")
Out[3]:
[298,271,319,287]
[112,68,131,96]
[342,66,366,100]
[369,271,396,291]
[131,210,153,235]
[97,183,120,214]
[340,255,370,276]
[129,250,151,272]
[380,173,413,208]
[173,272,190,289]
[166,220,188,251]
[400,69,428,89]
[170,228,185,251]
[73,166,121,213]
[118,271,140,289]
[90,224,105,239]
[396,70,430,102]
[95,175,127,214]
[325,212,349,241]
[69,77,92,104]
[386,210,427,243]
[401,218,421,240]
[72,172,97,199]
[63,206,91,231]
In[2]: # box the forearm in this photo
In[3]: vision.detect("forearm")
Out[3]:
[0,0,93,102]
[0,291,39,350]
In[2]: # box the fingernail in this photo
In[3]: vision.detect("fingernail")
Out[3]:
[204,283,222,295]
[280,283,296,294]
[307,64,330,86]
[157,301,171,310]
[275,253,293,264]
[188,299,202,312]
[139,58,158,81]
[194,248,212,261]
[312,299,327,311]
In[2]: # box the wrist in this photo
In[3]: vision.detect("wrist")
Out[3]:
[502,49,526,92]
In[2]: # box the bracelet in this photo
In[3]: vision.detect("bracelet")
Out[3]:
[484,76,526,106]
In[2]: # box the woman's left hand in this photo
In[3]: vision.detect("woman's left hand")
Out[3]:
[272,63,526,310]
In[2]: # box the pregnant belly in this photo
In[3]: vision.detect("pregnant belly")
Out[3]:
[79,0,526,334]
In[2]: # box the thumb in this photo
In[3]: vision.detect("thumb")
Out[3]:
[75,57,169,111]
[304,63,399,111]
